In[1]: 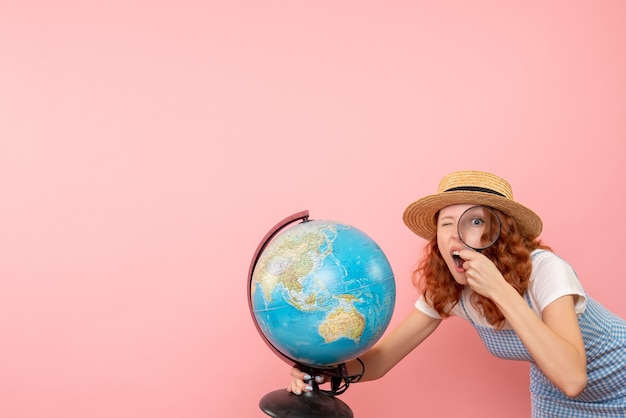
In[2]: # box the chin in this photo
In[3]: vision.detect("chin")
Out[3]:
[451,273,467,286]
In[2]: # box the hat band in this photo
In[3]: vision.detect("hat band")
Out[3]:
[444,186,506,197]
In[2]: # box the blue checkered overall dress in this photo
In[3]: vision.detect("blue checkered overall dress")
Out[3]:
[460,291,626,416]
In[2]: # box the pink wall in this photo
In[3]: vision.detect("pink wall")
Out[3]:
[1,1,625,417]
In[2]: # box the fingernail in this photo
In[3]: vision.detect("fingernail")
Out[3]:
[315,375,324,383]
[294,388,301,395]
[303,374,312,380]
[305,385,313,391]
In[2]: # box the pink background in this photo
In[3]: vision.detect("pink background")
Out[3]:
[1,1,625,417]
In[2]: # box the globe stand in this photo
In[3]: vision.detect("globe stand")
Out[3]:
[259,380,353,418]
[248,211,360,418]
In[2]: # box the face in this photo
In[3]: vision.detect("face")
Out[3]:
[436,204,477,285]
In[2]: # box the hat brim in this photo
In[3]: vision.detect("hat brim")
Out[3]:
[402,190,543,241]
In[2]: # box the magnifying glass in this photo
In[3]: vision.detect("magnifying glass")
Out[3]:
[458,205,501,252]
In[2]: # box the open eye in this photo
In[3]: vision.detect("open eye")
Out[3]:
[470,217,485,227]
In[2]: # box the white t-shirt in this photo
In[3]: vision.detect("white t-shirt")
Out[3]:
[415,250,587,329]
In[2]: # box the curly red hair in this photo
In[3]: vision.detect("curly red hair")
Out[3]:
[412,209,551,328]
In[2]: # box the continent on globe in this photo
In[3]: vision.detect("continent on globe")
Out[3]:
[319,305,365,344]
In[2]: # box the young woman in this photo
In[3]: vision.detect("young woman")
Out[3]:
[289,170,626,417]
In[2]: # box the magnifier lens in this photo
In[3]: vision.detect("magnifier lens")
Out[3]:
[458,206,501,251]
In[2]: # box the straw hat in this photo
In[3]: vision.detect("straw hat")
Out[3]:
[402,170,542,241]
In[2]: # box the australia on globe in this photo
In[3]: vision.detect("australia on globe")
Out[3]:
[251,219,396,368]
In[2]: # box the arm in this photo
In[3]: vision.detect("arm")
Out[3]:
[493,289,587,397]
[289,308,441,394]
[460,250,587,397]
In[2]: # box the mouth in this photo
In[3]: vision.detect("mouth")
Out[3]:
[452,250,464,269]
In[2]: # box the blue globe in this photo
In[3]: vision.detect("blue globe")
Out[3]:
[251,219,396,367]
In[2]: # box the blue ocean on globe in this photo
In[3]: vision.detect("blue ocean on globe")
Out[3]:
[251,219,396,367]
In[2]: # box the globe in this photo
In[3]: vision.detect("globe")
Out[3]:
[248,211,396,417]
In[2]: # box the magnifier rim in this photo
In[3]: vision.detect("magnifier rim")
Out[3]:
[457,205,502,251]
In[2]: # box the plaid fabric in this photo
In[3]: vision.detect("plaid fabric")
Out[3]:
[461,297,626,417]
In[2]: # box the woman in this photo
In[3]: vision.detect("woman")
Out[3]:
[289,170,626,417]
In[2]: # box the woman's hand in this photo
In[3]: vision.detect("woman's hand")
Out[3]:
[458,249,509,300]
[287,367,326,395]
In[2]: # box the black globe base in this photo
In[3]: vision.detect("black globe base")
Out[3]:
[259,385,353,418]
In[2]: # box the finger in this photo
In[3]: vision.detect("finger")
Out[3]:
[459,249,480,260]
[290,367,328,383]
[288,378,314,395]
[289,367,309,380]
[288,368,320,395]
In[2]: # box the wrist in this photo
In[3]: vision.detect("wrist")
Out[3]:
[492,281,524,313]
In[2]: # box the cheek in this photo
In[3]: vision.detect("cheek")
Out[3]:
[437,238,450,261]
[436,232,446,248]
